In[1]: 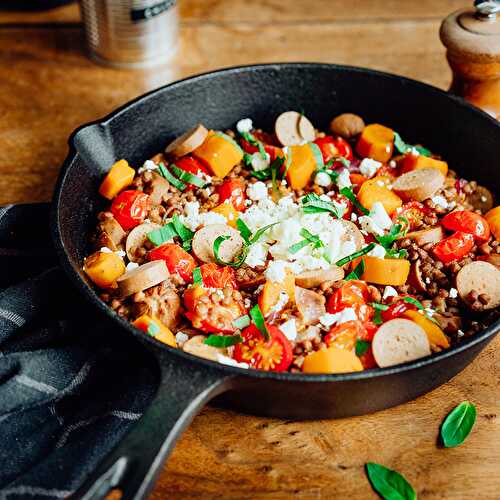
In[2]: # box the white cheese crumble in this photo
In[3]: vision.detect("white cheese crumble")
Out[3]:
[315,171,332,187]
[425,277,431,284]
[350,212,358,222]
[100,247,113,254]
[336,168,352,190]
[359,158,381,178]
[358,202,393,237]
[179,201,226,231]
[368,244,387,259]
[245,242,269,268]
[251,152,271,171]
[382,286,398,300]
[457,329,465,337]
[236,118,253,134]
[319,308,358,328]
[138,159,159,174]
[449,287,458,299]
[280,318,297,341]
[247,181,269,201]
[126,262,139,272]
[175,331,189,346]
[431,195,448,209]
[265,260,289,284]
[115,250,126,258]
[216,354,249,369]
[269,291,289,314]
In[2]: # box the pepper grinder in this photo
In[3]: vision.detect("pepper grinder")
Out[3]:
[440,1,500,119]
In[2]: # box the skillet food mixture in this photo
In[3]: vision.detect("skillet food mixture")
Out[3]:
[84,111,500,373]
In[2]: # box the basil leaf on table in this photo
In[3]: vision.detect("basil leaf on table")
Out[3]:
[365,462,416,500]
[440,401,477,448]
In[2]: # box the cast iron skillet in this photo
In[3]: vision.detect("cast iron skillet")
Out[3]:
[51,63,500,499]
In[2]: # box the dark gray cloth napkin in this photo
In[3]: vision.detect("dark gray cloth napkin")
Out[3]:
[0,204,157,499]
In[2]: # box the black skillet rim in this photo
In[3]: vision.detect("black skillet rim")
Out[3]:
[51,62,500,383]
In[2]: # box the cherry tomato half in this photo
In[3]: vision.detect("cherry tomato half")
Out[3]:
[441,210,490,242]
[381,300,418,322]
[217,178,247,212]
[240,131,282,162]
[111,190,150,231]
[173,156,210,190]
[149,243,196,282]
[432,231,474,264]
[329,192,353,220]
[314,137,339,164]
[395,201,431,231]
[200,263,237,289]
[327,280,370,313]
[233,324,293,372]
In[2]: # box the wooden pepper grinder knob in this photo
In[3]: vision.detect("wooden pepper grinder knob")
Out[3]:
[440,1,500,119]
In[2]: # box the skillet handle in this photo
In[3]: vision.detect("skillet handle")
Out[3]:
[72,348,234,500]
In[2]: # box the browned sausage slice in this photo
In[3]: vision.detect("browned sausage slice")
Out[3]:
[117,260,169,297]
[466,185,494,213]
[275,111,314,146]
[295,267,345,289]
[126,222,160,262]
[392,168,445,202]
[406,226,444,246]
[191,224,244,264]
[372,318,431,368]
[456,261,500,310]
[165,124,208,158]
[407,260,427,292]
[330,113,365,139]
[97,217,126,251]
[295,286,326,325]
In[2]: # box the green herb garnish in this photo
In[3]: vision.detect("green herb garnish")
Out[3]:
[355,339,370,356]
[339,186,369,215]
[192,267,202,286]
[335,243,375,267]
[147,322,160,337]
[170,164,207,188]
[147,222,177,247]
[370,302,389,325]
[365,462,416,500]
[376,222,407,249]
[309,142,324,168]
[233,314,251,330]
[204,334,244,348]
[249,303,270,341]
[345,259,365,281]
[172,214,194,251]
[158,163,186,191]
[288,228,324,254]
[236,218,252,243]
[301,193,344,218]
[238,130,267,159]
[440,401,477,448]
[394,131,432,157]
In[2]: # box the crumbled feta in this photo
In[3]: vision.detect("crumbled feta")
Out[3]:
[251,152,271,171]
[336,168,352,190]
[319,308,358,328]
[236,118,253,134]
[216,354,249,369]
[179,201,226,231]
[138,159,159,174]
[480,195,487,203]
[265,260,289,283]
[425,277,431,284]
[350,212,358,222]
[269,291,289,314]
[100,247,113,254]
[245,242,269,267]
[175,331,189,346]
[280,318,297,341]
[247,181,269,201]
[359,158,381,178]
[368,244,387,259]
[457,329,465,337]
[281,179,287,186]
[126,262,139,272]
[244,298,252,309]
[389,160,396,168]
[449,287,458,299]
[115,250,126,258]
[358,215,384,236]
[370,202,393,230]
[382,286,398,300]
[315,171,332,187]
[431,195,448,209]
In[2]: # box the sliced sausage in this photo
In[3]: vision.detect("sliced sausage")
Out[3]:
[191,224,244,264]
[407,260,427,293]
[339,220,365,261]
[275,111,314,146]
[406,226,444,246]
[165,124,208,158]
[126,222,160,262]
[466,185,494,214]
[117,260,169,297]
[372,318,431,368]
[434,313,463,335]
[330,113,365,139]
[456,261,500,310]
[295,267,345,289]
[183,335,225,361]
[295,286,326,325]
[392,168,445,202]
[97,217,126,251]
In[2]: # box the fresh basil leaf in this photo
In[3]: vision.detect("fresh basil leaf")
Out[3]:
[394,131,432,157]
[365,462,416,500]
[249,222,280,244]
[414,145,432,157]
[172,214,194,250]
[243,152,253,167]
[238,130,267,159]
[288,238,312,254]
[192,267,202,286]
[249,303,270,341]
[370,302,390,311]
[147,322,160,337]
[400,296,425,310]
[250,168,272,180]
[288,228,323,254]
[376,223,406,249]
[158,163,186,191]
[204,334,243,348]
[339,186,369,215]
[345,259,365,281]
[373,308,384,325]
[233,315,251,329]
[355,339,370,356]
[236,218,252,243]
[170,164,207,188]
[213,235,249,268]
[301,193,344,218]
[440,401,477,448]
[385,248,408,259]
[335,243,375,267]
[147,222,177,247]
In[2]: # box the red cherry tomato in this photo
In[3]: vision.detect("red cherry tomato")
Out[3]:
[233,324,293,372]
[395,201,431,231]
[327,280,370,313]
[329,192,353,220]
[441,210,490,242]
[324,321,362,350]
[240,131,282,162]
[314,137,339,164]
[173,156,210,190]
[149,243,196,282]
[217,178,247,212]
[111,190,150,231]
[375,164,398,179]
[334,136,353,161]
[200,263,237,289]
[381,300,418,322]
[433,231,474,264]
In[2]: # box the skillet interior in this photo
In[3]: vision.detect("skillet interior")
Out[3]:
[53,63,500,419]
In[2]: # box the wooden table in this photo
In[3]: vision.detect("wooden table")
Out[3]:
[1,2,499,498]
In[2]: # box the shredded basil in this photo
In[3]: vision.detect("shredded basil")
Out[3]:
[249,222,280,244]
[238,130,267,159]
[147,322,160,337]
[236,218,252,243]
[376,221,408,250]
[158,163,186,191]
[370,302,389,325]
[345,259,365,281]
[170,164,207,188]
[147,222,177,247]
[204,334,243,348]
[335,243,375,267]
[339,186,369,215]
[301,193,344,218]
[213,235,249,268]
[400,296,425,310]
[440,401,477,448]
[233,314,251,330]
[370,302,390,311]
[249,303,270,341]
[309,142,324,168]
[365,462,416,500]
[394,131,432,157]
[192,267,202,286]
[288,228,324,254]
[355,339,370,357]
[172,214,194,251]
[243,152,253,167]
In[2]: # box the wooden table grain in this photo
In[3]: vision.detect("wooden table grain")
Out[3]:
[1,2,499,498]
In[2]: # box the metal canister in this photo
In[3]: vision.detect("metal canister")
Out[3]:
[79,0,179,68]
